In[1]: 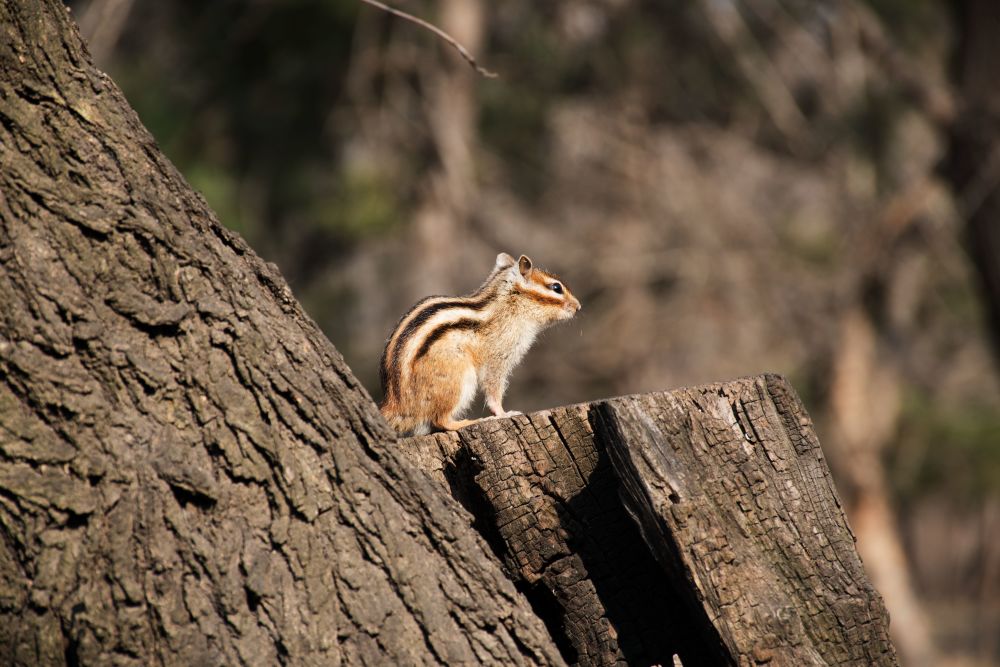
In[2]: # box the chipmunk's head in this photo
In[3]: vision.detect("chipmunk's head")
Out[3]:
[495,253,581,323]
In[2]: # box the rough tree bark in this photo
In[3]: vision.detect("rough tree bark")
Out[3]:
[0,2,562,664]
[403,375,898,667]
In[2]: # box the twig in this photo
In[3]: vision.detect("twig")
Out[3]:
[358,0,497,78]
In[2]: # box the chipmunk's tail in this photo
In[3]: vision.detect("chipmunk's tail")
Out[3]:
[380,405,429,437]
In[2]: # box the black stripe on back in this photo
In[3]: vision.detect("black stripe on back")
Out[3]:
[383,295,489,402]
[388,298,489,392]
[380,296,436,400]
[413,318,482,363]
[381,267,506,403]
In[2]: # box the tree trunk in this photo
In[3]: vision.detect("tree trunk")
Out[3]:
[403,375,897,666]
[947,0,1000,363]
[823,308,935,667]
[0,2,562,665]
[410,0,485,296]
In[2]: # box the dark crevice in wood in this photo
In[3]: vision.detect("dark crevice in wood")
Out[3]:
[70,219,111,242]
[437,434,586,664]
[442,444,585,664]
[443,446,507,561]
[590,402,733,667]
[244,586,261,614]
[517,579,579,665]
[275,636,290,665]
[166,483,217,512]
[562,435,687,665]
[115,317,185,339]
[62,635,81,667]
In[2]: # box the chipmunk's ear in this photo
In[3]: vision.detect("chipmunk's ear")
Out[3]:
[518,255,533,277]
[495,253,515,270]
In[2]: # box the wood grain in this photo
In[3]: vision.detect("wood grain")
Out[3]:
[404,375,897,666]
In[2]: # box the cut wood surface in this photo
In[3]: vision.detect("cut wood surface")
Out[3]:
[403,374,898,667]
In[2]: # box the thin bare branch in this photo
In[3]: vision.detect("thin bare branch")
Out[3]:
[358,0,498,78]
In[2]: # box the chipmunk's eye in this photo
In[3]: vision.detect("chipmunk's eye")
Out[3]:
[549,282,563,294]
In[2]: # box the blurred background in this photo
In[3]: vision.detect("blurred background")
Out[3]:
[65,0,999,664]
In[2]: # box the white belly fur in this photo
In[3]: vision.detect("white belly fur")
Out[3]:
[453,364,478,419]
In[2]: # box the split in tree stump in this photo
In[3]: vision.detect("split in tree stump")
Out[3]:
[402,374,898,667]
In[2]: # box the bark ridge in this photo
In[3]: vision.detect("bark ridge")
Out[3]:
[0,2,562,664]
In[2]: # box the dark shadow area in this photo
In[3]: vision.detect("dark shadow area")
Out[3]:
[449,408,733,665]
[587,403,734,667]
[442,445,508,563]
[443,444,579,664]
[516,578,580,666]
[559,444,687,665]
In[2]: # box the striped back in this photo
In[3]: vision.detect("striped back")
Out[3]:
[379,263,509,405]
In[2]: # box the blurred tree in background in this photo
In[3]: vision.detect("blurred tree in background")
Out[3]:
[68,0,1000,664]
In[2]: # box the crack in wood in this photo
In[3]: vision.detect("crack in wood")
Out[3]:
[404,375,897,667]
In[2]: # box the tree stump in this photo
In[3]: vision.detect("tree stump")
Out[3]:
[402,375,898,667]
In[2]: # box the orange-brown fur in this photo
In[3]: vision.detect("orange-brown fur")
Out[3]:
[379,253,581,434]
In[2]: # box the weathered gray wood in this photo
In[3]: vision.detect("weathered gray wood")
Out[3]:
[599,375,897,666]
[0,2,563,665]
[404,375,897,667]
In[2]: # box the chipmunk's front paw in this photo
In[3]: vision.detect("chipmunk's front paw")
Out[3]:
[485,410,522,420]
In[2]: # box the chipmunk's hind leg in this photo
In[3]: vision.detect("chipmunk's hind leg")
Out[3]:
[434,417,478,432]
[427,359,479,432]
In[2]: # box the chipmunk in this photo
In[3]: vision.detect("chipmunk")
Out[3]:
[379,253,581,435]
